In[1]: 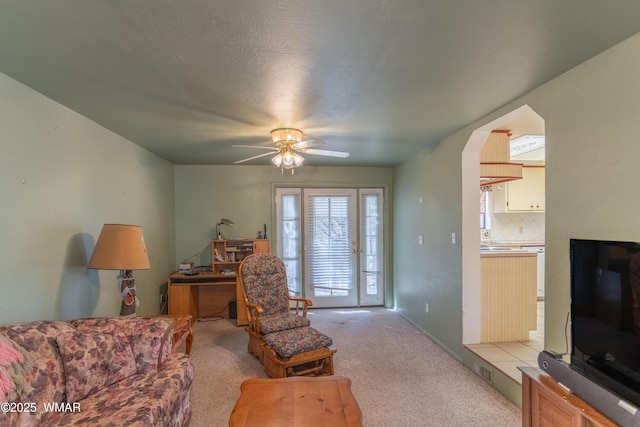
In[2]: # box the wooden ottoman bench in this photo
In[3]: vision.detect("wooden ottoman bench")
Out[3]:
[262,326,336,378]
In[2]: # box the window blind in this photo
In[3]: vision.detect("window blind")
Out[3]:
[306,195,353,292]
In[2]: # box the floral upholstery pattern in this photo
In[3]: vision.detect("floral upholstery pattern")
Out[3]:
[47,353,193,427]
[241,253,292,316]
[0,317,192,427]
[259,313,310,334]
[263,327,333,359]
[55,330,137,402]
[240,253,312,336]
[69,317,173,374]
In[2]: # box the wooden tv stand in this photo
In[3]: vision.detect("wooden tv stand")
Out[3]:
[520,367,617,427]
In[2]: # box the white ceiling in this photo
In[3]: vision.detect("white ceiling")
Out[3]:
[0,1,638,166]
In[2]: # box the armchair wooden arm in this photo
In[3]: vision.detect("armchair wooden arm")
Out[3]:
[244,299,264,334]
[288,296,313,317]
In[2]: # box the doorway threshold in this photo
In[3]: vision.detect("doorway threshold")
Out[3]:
[465,300,544,384]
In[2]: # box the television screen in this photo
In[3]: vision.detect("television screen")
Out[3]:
[570,238,640,406]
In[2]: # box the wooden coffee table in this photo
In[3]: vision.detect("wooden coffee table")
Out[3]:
[229,376,363,426]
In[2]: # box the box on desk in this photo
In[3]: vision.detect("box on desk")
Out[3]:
[179,262,194,274]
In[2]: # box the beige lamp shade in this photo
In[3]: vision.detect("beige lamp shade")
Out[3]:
[88,224,150,270]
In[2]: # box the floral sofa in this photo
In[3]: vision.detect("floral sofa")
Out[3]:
[0,316,193,427]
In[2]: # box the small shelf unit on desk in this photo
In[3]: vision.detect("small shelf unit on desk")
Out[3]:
[213,239,269,265]
[211,239,270,326]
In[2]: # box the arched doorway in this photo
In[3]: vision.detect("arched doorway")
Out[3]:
[461,105,545,346]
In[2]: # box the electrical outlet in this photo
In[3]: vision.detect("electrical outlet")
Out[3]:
[160,294,167,305]
[425,303,429,314]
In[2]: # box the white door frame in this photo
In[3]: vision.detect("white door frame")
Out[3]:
[303,188,358,307]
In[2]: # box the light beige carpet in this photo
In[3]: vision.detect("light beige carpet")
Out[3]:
[188,307,520,426]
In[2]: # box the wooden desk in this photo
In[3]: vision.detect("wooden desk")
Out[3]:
[229,376,363,427]
[168,272,247,326]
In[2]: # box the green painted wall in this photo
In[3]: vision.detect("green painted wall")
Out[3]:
[528,33,640,353]
[393,135,466,357]
[174,165,393,303]
[393,32,640,360]
[0,72,175,324]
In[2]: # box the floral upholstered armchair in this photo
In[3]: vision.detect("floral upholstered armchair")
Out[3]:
[238,253,312,362]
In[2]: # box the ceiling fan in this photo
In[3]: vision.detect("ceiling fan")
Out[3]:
[232,128,350,174]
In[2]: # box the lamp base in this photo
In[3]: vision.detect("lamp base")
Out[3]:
[118,270,139,317]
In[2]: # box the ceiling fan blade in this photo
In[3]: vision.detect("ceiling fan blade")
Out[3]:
[292,138,325,150]
[231,144,276,150]
[234,150,278,164]
[302,148,350,158]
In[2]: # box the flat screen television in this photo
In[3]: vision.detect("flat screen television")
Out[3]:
[570,238,640,407]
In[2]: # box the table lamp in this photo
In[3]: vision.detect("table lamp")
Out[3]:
[87,224,151,316]
[216,218,235,239]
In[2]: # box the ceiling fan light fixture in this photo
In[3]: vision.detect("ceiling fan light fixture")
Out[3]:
[271,128,302,144]
[271,148,304,169]
[234,127,346,173]
[291,151,304,167]
[270,129,305,174]
[271,152,283,167]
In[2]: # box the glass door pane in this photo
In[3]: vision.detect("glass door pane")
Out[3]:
[304,189,357,307]
[275,188,302,296]
[360,189,384,305]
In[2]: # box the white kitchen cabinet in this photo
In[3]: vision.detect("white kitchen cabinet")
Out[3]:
[493,166,545,212]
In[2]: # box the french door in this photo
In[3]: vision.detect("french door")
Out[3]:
[275,187,384,307]
[304,188,358,307]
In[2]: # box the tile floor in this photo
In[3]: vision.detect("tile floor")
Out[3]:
[465,301,544,384]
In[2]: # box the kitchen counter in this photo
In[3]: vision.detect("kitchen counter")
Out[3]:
[482,240,544,247]
[480,251,537,342]
[519,241,545,247]
[482,239,543,244]
[481,250,537,257]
